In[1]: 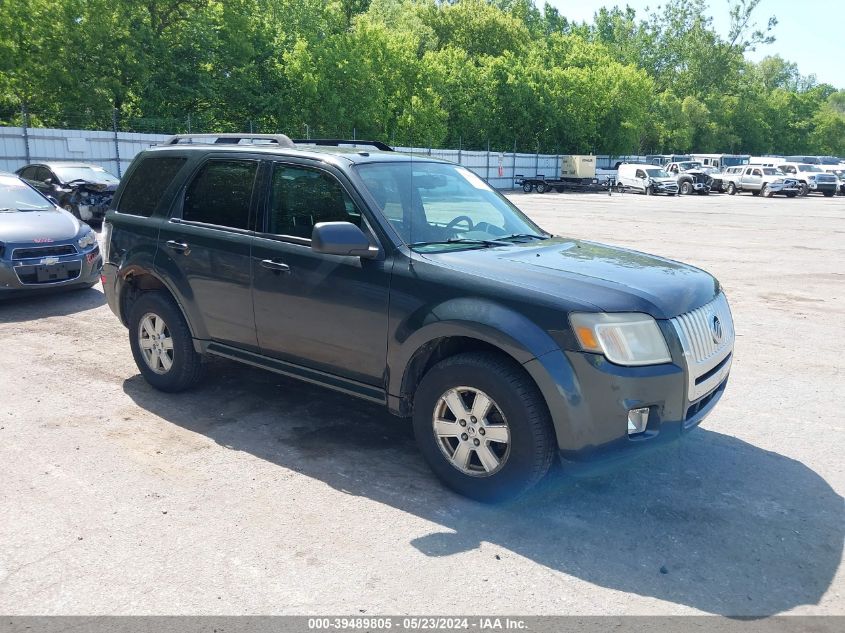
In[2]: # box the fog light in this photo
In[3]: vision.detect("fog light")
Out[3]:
[627,407,649,435]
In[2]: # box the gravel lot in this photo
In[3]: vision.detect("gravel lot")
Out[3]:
[0,191,842,616]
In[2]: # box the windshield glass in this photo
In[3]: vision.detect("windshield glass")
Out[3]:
[677,162,702,170]
[799,165,823,172]
[0,175,54,211]
[355,162,545,251]
[53,165,119,183]
[645,168,670,178]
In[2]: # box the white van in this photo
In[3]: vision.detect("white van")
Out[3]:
[616,163,679,195]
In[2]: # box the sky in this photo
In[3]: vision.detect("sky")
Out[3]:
[545,0,843,88]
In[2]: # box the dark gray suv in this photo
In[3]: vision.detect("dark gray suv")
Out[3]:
[102,134,735,501]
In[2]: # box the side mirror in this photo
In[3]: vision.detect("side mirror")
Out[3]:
[311,222,377,258]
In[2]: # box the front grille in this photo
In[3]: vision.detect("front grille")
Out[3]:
[670,293,735,401]
[12,244,77,260]
[816,174,836,183]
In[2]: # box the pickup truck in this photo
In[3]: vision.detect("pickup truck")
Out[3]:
[722,166,801,197]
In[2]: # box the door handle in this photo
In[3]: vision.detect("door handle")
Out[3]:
[166,240,190,255]
[261,259,290,273]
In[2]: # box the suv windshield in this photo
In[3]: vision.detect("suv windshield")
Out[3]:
[0,175,54,211]
[798,165,823,172]
[355,162,546,251]
[645,168,670,178]
[53,165,119,183]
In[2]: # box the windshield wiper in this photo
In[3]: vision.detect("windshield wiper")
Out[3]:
[408,237,511,248]
[499,233,549,242]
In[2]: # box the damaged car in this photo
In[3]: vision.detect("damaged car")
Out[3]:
[663,161,712,195]
[16,162,119,225]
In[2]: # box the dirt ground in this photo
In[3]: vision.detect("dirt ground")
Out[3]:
[0,190,842,616]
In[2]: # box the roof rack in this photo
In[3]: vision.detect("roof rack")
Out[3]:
[163,133,295,148]
[292,139,394,152]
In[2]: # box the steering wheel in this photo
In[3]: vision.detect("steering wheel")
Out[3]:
[445,215,474,232]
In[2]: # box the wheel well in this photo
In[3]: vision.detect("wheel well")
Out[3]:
[399,336,524,416]
[119,272,168,326]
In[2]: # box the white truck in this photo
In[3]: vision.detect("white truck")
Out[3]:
[722,165,801,197]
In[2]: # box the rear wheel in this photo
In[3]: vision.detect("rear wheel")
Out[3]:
[128,292,204,392]
[680,181,692,195]
[823,190,835,197]
[412,352,556,502]
[798,183,809,196]
[535,182,548,194]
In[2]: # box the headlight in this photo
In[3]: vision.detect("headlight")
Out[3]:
[77,229,97,249]
[773,179,784,184]
[570,312,672,366]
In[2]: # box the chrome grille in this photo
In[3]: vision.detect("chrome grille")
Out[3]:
[671,293,735,401]
[817,174,836,183]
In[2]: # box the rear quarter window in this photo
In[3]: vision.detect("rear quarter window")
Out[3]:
[117,156,187,217]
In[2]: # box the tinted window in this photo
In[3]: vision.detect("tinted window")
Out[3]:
[182,160,257,229]
[267,165,361,239]
[118,156,187,217]
[18,166,38,180]
[35,166,52,182]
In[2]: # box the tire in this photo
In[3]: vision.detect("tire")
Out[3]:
[823,190,834,197]
[785,192,797,198]
[798,183,809,197]
[645,185,653,196]
[751,190,760,196]
[726,182,737,195]
[616,182,625,193]
[555,186,565,193]
[127,291,204,393]
[412,352,556,502]
[522,182,533,193]
[680,181,692,195]
[535,182,548,194]
[762,184,773,198]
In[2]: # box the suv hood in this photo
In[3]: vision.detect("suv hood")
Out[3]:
[426,238,719,319]
[0,208,82,243]
[67,179,118,192]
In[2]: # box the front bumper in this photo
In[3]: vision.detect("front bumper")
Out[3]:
[0,245,102,294]
[652,181,679,194]
[524,294,734,469]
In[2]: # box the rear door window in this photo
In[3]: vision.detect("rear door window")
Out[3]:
[118,156,187,217]
[181,160,258,230]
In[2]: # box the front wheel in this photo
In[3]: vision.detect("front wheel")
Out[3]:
[798,183,809,196]
[762,184,773,198]
[128,292,205,392]
[645,185,654,196]
[535,182,548,194]
[412,352,556,502]
[680,181,692,195]
[726,182,737,195]
[522,182,534,193]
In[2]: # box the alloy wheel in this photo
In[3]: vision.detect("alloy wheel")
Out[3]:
[138,312,174,374]
[432,386,511,477]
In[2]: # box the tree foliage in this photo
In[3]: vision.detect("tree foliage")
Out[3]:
[0,0,842,155]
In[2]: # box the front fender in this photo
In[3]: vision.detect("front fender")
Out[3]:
[387,297,561,400]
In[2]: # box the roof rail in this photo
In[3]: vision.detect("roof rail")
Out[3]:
[292,138,394,152]
[163,133,295,148]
